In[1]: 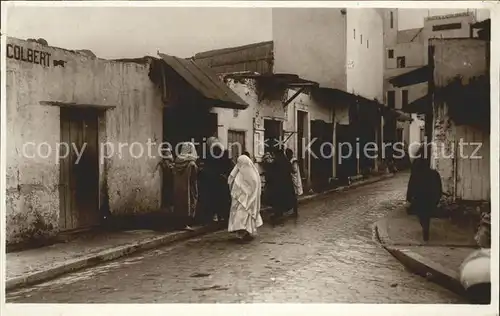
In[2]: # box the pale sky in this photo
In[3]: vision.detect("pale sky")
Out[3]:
[4,6,490,59]
[5,7,273,58]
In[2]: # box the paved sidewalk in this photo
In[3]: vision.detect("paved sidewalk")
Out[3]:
[6,173,394,291]
[375,204,478,296]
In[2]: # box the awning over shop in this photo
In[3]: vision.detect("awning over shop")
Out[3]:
[158,53,249,109]
[394,110,413,122]
[382,107,413,122]
[313,87,382,108]
[402,94,430,114]
[388,65,430,88]
[224,72,319,108]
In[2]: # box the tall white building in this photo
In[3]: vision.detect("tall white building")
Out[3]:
[272,8,385,102]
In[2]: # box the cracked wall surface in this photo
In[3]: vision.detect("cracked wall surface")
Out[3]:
[431,39,489,202]
[6,37,162,246]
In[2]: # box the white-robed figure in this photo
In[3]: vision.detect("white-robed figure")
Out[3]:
[227,154,263,240]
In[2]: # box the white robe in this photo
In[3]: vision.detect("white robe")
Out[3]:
[227,155,263,235]
[290,158,304,196]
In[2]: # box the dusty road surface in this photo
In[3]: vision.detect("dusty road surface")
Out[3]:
[6,172,465,303]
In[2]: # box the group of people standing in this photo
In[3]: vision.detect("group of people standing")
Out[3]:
[262,147,303,222]
[155,140,303,242]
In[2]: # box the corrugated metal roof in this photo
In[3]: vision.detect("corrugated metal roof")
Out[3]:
[158,53,249,110]
[192,41,274,75]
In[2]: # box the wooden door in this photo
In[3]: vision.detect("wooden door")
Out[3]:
[227,130,246,162]
[59,108,100,231]
[455,125,490,201]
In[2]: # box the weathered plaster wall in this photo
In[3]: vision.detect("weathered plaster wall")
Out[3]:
[431,39,489,201]
[5,37,162,245]
[272,8,347,90]
[221,78,344,180]
[211,79,257,157]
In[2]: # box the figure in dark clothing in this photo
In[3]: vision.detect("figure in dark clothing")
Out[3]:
[218,149,235,221]
[199,145,233,223]
[266,148,296,221]
[406,144,442,241]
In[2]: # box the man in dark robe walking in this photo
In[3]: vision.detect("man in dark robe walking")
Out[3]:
[406,143,443,241]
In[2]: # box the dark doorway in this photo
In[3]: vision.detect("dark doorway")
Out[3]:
[264,119,283,152]
[358,125,376,173]
[310,120,334,192]
[296,110,308,182]
[336,124,358,182]
[383,117,397,159]
[59,107,100,231]
[163,106,218,156]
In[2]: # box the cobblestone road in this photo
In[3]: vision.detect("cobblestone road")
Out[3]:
[6,172,465,303]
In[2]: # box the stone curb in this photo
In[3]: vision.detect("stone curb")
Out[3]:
[5,223,224,291]
[374,221,466,297]
[6,173,394,292]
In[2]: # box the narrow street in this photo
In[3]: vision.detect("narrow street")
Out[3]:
[6,172,464,303]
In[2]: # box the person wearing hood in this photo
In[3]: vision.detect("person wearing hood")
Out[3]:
[227,154,263,241]
[406,143,442,241]
[172,142,199,231]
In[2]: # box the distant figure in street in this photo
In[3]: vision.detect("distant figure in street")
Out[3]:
[406,143,442,241]
[285,148,302,217]
[172,142,199,231]
[242,151,251,159]
[227,154,263,241]
[267,147,296,222]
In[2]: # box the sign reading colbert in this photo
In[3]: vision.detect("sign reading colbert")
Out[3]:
[6,43,52,67]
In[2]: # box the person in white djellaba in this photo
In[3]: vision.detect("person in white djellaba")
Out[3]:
[227,154,263,241]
